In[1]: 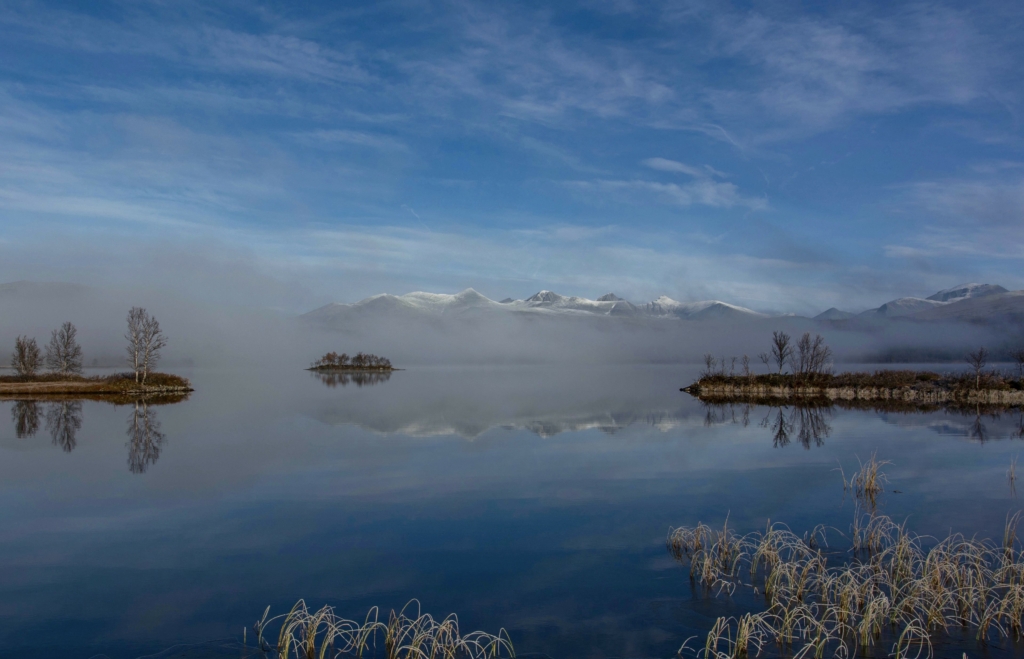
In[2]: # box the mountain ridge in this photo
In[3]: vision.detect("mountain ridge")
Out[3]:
[303,282,1024,325]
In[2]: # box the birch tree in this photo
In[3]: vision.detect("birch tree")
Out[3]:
[11,336,41,377]
[45,322,83,376]
[126,307,167,384]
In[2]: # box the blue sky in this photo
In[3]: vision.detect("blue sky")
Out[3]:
[1,0,1022,314]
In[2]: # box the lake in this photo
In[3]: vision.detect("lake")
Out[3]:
[1,365,1023,658]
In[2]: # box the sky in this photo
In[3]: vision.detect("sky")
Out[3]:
[1,0,1022,315]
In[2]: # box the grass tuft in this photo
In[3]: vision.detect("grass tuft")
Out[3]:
[671,511,1024,658]
[252,600,515,659]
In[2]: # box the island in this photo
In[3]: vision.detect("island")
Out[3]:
[307,351,395,372]
[682,331,1024,408]
[4,310,192,402]
[682,370,1024,406]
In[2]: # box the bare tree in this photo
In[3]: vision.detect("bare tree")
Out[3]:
[758,352,771,373]
[770,331,793,374]
[790,333,834,378]
[1010,348,1024,382]
[701,353,717,379]
[741,355,751,379]
[126,307,167,384]
[11,336,41,377]
[45,322,83,376]
[966,346,988,390]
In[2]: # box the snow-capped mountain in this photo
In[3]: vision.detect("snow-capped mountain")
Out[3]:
[858,283,1012,318]
[926,283,1007,303]
[303,289,766,323]
[301,282,1024,328]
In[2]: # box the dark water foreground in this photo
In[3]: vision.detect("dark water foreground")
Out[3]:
[1,365,1024,658]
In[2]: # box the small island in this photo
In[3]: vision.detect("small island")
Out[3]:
[307,351,395,372]
[682,331,1024,407]
[2,308,193,401]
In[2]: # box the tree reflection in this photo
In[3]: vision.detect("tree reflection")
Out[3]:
[11,400,41,438]
[793,405,833,449]
[761,408,794,448]
[126,401,165,474]
[756,405,832,449]
[970,405,989,442]
[702,402,752,428]
[315,371,392,388]
[45,400,82,452]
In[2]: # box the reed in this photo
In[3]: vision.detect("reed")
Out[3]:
[670,511,1024,658]
[837,453,891,508]
[253,600,515,659]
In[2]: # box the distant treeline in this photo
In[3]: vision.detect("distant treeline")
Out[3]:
[309,351,393,370]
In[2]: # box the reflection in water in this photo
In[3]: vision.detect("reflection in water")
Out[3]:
[5,397,180,472]
[11,400,41,438]
[315,370,392,388]
[126,402,165,474]
[702,402,833,449]
[45,401,82,453]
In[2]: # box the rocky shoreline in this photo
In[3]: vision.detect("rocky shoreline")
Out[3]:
[682,381,1024,405]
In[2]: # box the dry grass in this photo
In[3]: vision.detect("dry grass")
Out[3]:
[252,600,515,659]
[837,453,891,508]
[695,369,1019,392]
[0,371,190,395]
[669,512,1024,658]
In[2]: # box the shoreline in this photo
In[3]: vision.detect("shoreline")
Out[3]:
[682,369,1024,408]
[306,366,399,372]
[682,381,1024,406]
[0,372,193,400]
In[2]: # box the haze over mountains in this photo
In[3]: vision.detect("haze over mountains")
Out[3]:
[2,279,1022,368]
[304,282,1023,326]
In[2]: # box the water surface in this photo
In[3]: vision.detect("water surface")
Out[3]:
[1,365,1022,658]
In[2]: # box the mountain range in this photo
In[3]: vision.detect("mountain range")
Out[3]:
[304,282,1024,325]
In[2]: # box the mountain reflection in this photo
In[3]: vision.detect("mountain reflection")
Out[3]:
[315,370,392,388]
[11,400,41,438]
[126,401,165,474]
[46,401,83,452]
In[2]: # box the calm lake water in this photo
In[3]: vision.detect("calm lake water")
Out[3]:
[1,365,1023,658]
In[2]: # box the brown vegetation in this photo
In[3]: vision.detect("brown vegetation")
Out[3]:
[670,511,1024,658]
[309,351,394,370]
[0,371,192,398]
[251,600,514,659]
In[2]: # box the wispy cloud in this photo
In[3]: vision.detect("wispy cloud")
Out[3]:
[0,0,1022,309]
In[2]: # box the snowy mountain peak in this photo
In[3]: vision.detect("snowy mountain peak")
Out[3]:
[926,283,1007,302]
[526,290,565,304]
[597,293,623,302]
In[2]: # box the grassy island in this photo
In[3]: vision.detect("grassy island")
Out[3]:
[683,331,1024,407]
[0,372,193,402]
[307,351,394,371]
[684,370,1024,406]
[5,308,189,402]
